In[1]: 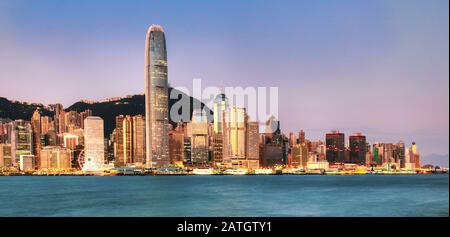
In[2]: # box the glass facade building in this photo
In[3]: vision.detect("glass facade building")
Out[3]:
[144,25,170,168]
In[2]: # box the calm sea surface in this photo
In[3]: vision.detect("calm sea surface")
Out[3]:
[0,175,447,217]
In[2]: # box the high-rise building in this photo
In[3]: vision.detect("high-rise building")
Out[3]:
[144,24,170,168]
[288,132,296,147]
[223,107,247,167]
[40,116,51,135]
[411,142,420,168]
[11,120,33,168]
[113,115,146,167]
[246,121,260,169]
[132,115,146,165]
[212,94,227,165]
[349,133,366,165]
[291,143,308,167]
[190,109,209,165]
[325,131,345,163]
[0,144,13,168]
[169,123,184,166]
[31,109,42,169]
[298,130,305,144]
[259,144,284,168]
[83,116,104,171]
[394,141,406,168]
[213,93,227,133]
[52,104,64,134]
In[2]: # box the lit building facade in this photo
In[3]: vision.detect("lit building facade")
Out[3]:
[83,116,104,171]
[40,146,72,169]
[325,131,345,163]
[31,109,42,169]
[144,24,170,168]
[349,133,366,165]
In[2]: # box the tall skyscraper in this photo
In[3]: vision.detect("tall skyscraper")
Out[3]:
[31,109,42,169]
[325,131,345,163]
[349,133,366,165]
[83,116,104,172]
[223,107,247,167]
[144,24,170,168]
[212,93,228,164]
[246,121,260,169]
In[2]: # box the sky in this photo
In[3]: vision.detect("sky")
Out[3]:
[0,0,448,156]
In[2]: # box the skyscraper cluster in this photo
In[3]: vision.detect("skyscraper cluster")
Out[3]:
[0,105,106,171]
[0,24,423,173]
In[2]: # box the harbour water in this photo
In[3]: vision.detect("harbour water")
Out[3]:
[0,175,447,217]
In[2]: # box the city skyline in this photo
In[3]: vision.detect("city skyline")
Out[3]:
[0,0,448,157]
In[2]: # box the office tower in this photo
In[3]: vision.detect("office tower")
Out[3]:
[0,144,13,168]
[223,107,247,167]
[113,115,146,167]
[259,144,284,168]
[169,123,184,166]
[31,109,42,169]
[113,115,126,166]
[381,143,395,166]
[11,120,33,168]
[83,116,104,171]
[52,104,64,134]
[291,143,308,167]
[40,146,72,169]
[212,94,227,165]
[298,130,305,144]
[394,141,406,168]
[349,133,366,165]
[144,24,170,168]
[325,131,345,163]
[246,121,260,169]
[132,115,146,164]
[191,109,209,165]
